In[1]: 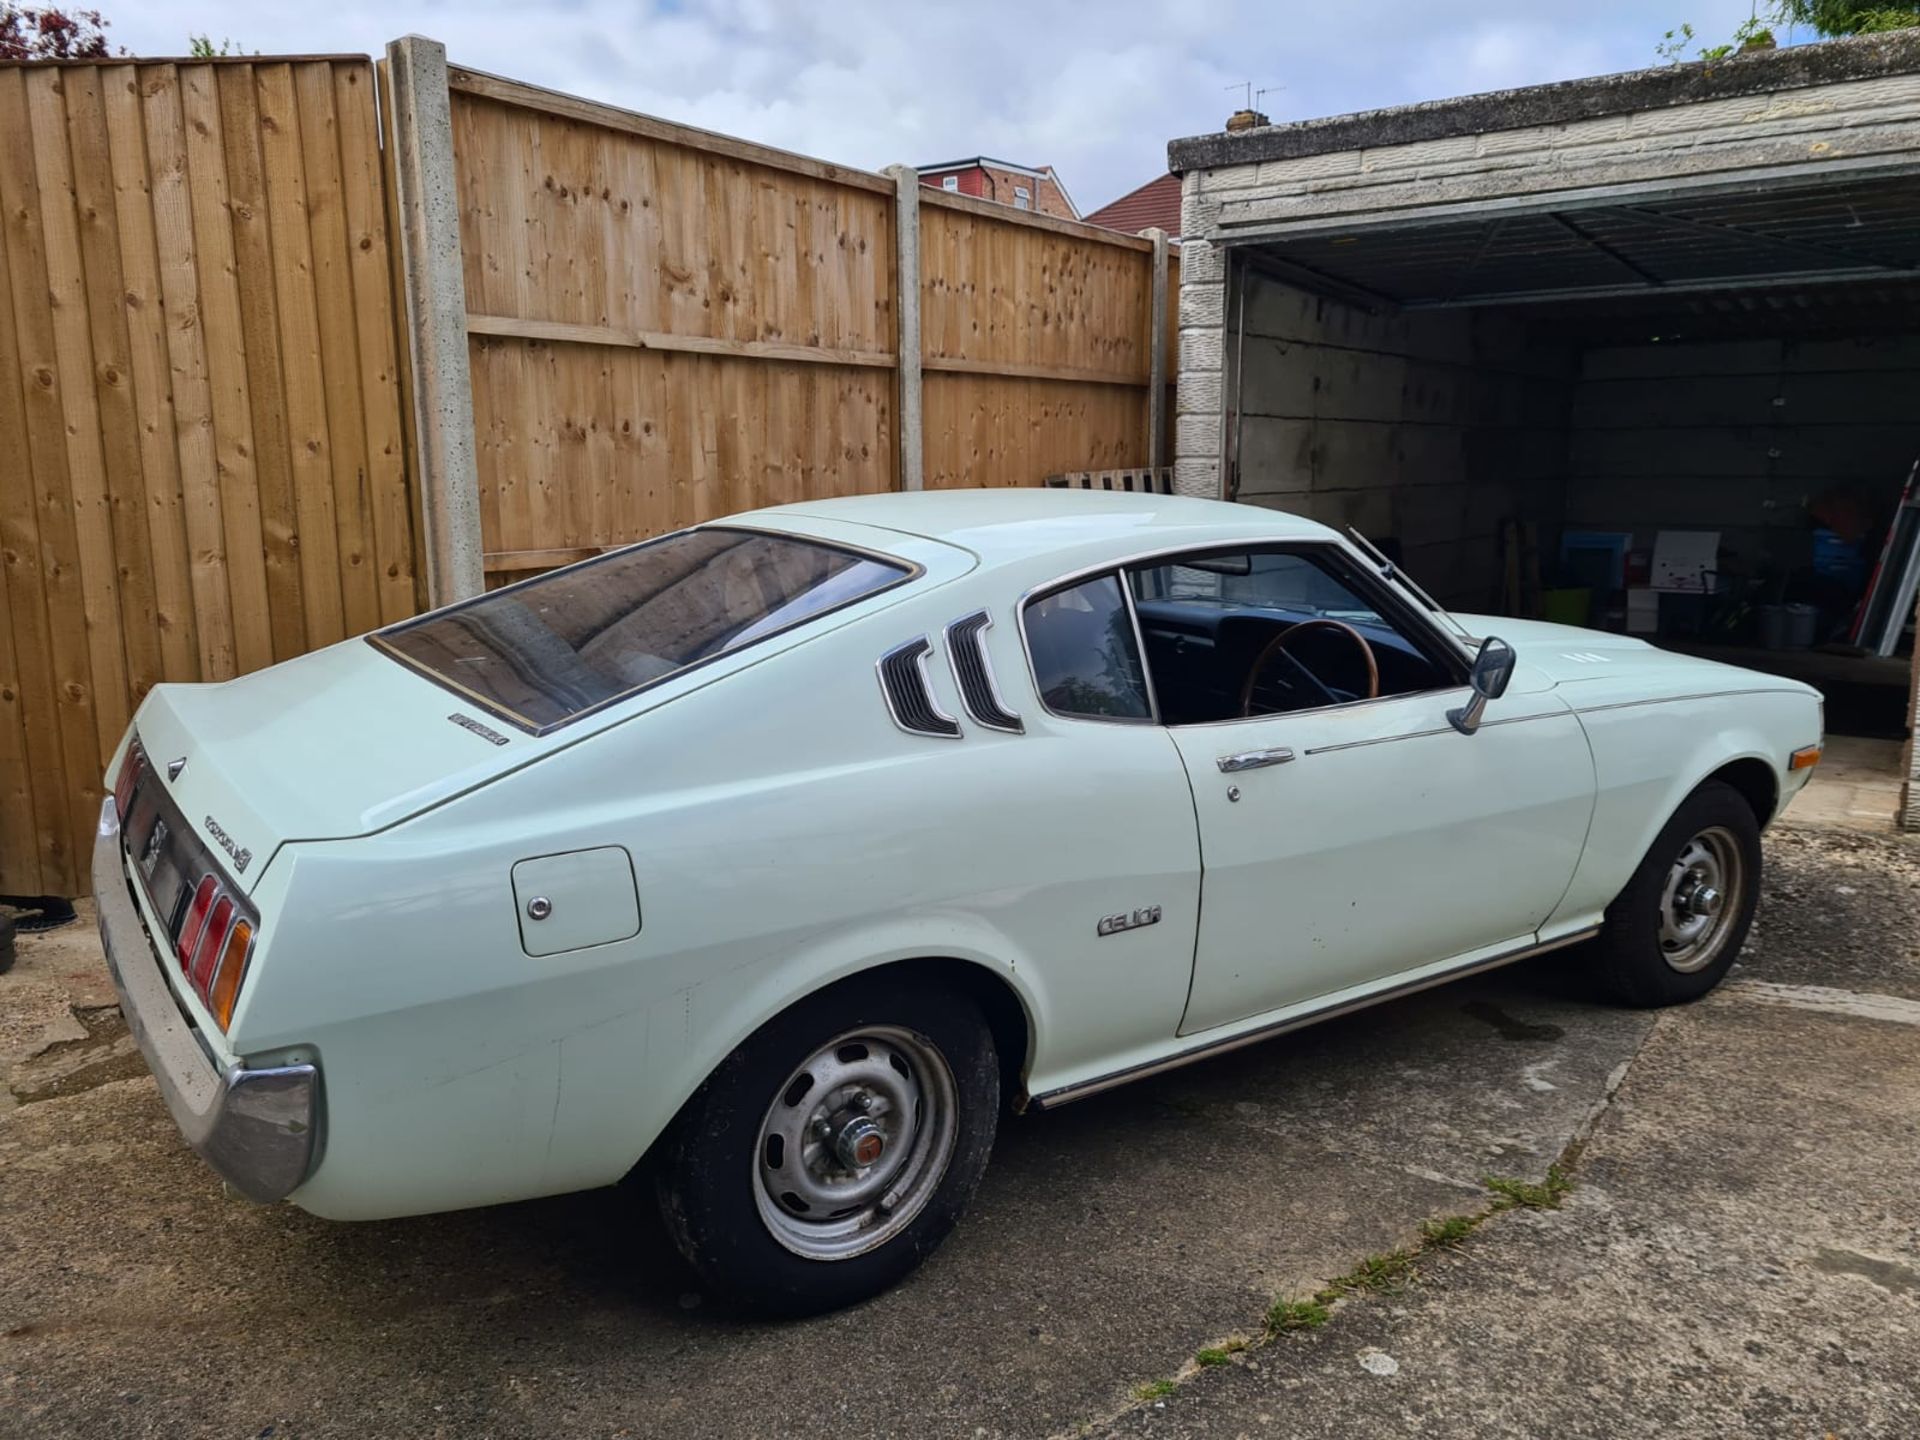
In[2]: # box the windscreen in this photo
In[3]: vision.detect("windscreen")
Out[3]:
[371,527,915,732]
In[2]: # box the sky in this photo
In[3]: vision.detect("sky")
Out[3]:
[108,0,1787,214]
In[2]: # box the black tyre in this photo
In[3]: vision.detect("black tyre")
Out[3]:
[654,974,998,1315]
[1590,779,1762,1007]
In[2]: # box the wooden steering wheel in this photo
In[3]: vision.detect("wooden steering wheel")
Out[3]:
[1239,619,1381,717]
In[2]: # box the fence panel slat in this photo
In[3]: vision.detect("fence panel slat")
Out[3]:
[180,63,274,677]
[105,66,200,684]
[1,57,414,898]
[1,68,97,892]
[216,63,307,664]
[448,72,899,569]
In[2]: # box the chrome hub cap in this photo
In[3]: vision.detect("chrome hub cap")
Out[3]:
[1659,826,1744,974]
[753,1025,958,1261]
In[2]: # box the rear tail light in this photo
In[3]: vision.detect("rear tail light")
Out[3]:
[177,875,219,968]
[113,739,147,819]
[191,896,236,990]
[169,875,260,1031]
[114,727,263,1034]
[209,920,254,1030]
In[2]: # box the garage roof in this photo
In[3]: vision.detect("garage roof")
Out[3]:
[1170,33,1920,313]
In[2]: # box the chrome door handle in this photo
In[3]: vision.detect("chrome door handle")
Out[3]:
[1216,746,1295,773]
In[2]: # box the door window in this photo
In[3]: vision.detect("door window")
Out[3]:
[1128,546,1462,725]
[1022,574,1153,721]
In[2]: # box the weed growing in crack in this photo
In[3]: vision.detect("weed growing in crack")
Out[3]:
[1483,1163,1572,1211]
[1195,1340,1247,1367]
[1133,1379,1176,1401]
[1420,1213,1479,1248]
[1266,1297,1332,1334]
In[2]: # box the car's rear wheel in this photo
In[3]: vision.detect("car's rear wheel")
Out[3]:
[654,974,998,1315]
[1589,779,1761,1007]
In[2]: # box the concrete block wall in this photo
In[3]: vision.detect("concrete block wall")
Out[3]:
[1200,267,1575,609]
[1565,336,1920,578]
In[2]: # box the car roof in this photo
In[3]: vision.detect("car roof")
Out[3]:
[734,488,1342,573]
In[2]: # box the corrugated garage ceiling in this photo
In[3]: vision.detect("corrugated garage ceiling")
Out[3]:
[1249,174,1920,314]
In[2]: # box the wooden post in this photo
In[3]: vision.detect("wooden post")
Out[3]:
[385,34,484,605]
[883,164,924,492]
[1146,226,1169,475]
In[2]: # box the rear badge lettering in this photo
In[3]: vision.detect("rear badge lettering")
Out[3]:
[1097,905,1162,938]
[203,815,252,874]
[448,712,511,747]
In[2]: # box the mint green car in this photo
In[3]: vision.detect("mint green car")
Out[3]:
[96,490,1822,1312]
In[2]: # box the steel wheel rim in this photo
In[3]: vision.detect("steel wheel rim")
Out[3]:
[1658,825,1744,974]
[752,1024,959,1261]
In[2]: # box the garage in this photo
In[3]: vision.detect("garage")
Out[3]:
[1168,32,1920,828]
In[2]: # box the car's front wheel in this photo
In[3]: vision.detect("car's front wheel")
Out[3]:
[1589,779,1762,1007]
[654,974,998,1315]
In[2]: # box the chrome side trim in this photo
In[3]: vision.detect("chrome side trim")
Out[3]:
[1028,926,1603,1109]
[944,610,1024,734]
[1301,707,1576,756]
[876,636,962,739]
[1571,687,1803,716]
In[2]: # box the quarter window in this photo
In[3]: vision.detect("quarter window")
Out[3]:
[1023,574,1152,721]
[372,527,913,733]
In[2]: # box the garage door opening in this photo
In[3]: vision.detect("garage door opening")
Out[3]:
[1170,33,1920,828]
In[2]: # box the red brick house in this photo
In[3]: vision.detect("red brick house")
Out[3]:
[915,157,1079,219]
[1085,172,1182,238]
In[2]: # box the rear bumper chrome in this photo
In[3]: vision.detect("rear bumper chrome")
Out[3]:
[92,798,318,1203]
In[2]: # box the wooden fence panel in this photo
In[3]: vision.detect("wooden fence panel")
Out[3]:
[0,57,415,897]
[444,72,900,580]
[919,191,1156,489]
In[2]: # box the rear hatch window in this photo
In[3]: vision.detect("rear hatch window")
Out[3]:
[371,526,917,733]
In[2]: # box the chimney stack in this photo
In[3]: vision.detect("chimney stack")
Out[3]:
[1225,108,1269,134]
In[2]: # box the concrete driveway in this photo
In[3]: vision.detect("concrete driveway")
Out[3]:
[2,820,1916,1439]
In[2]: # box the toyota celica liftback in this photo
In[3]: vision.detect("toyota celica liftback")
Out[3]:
[98,490,1823,1313]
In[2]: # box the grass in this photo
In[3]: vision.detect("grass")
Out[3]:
[1325,1247,1420,1296]
[1195,1339,1247,1368]
[1133,1379,1176,1401]
[1483,1163,1573,1212]
[1420,1213,1480,1248]
[1265,1297,1332,1334]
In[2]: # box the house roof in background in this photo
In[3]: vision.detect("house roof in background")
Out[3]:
[1085,173,1181,237]
[915,156,1052,179]
[914,156,1079,217]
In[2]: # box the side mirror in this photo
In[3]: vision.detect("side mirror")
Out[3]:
[1448,637,1516,736]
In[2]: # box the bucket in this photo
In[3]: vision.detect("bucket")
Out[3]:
[1786,602,1818,649]
[1757,604,1791,649]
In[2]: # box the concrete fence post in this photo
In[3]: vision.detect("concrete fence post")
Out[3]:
[386,34,484,605]
[1145,227,1169,476]
[883,164,925,492]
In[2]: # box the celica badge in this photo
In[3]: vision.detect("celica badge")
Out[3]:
[204,814,252,874]
[1097,904,1161,938]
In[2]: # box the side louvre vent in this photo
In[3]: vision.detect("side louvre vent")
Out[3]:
[877,636,962,739]
[945,610,1023,733]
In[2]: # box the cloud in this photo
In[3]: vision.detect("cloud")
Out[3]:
[113,0,1771,212]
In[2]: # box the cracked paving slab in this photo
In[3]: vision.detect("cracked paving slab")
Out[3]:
[0,826,1911,1437]
[1095,978,1920,1440]
[0,962,1648,1438]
